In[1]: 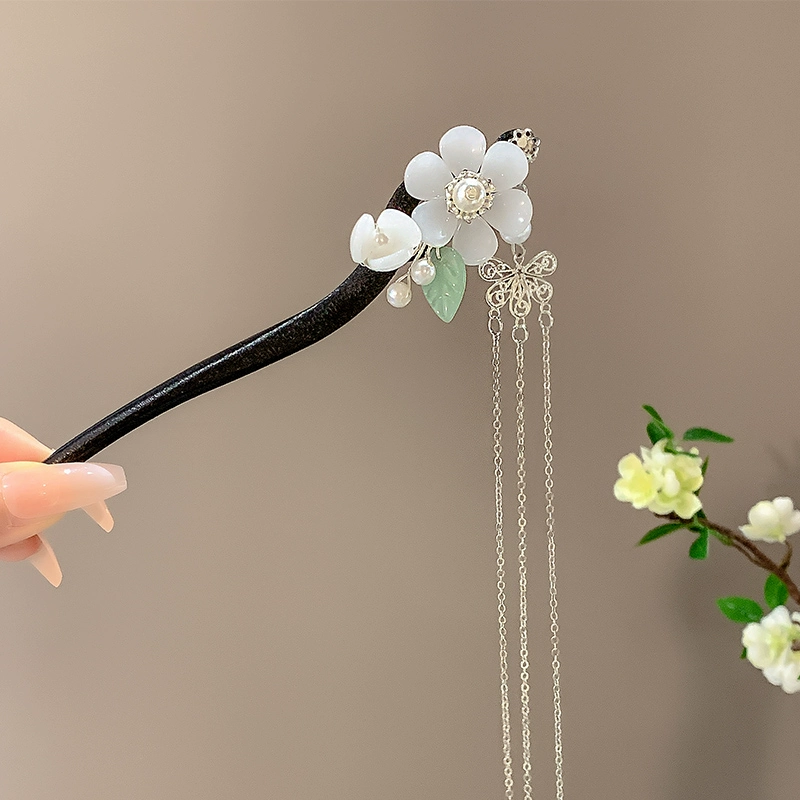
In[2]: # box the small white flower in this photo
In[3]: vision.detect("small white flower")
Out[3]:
[403,125,533,266]
[350,209,422,272]
[742,605,800,693]
[740,497,800,544]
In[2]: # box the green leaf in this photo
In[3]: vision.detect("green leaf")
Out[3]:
[638,522,686,545]
[701,456,709,476]
[689,530,709,560]
[646,419,673,445]
[764,574,789,609]
[708,528,732,547]
[664,443,698,457]
[716,596,764,624]
[423,247,467,323]
[741,646,748,660]
[642,405,664,423]
[683,427,734,444]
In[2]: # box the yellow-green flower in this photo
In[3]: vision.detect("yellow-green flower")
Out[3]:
[614,453,659,509]
[614,439,704,519]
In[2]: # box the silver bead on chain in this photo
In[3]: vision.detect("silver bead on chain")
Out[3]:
[482,243,563,800]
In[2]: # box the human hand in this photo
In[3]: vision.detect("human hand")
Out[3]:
[0,418,127,586]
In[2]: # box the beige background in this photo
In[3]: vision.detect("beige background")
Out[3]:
[1,2,799,799]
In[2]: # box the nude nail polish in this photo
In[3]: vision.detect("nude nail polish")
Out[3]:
[27,536,62,587]
[1,463,127,520]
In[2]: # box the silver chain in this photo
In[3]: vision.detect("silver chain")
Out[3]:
[483,247,563,800]
[489,306,515,800]
[540,307,564,800]
[514,321,533,800]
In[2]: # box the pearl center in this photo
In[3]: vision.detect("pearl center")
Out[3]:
[452,178,486,214]
[444,170,495,221]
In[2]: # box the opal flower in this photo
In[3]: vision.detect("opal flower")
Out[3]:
[350,209,422,272]
[740,497,800,544]
[742,605,800,693]
[403,125,532,266]
[614,439,703,519]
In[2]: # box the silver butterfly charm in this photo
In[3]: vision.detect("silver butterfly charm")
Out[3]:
[478,247,557,321]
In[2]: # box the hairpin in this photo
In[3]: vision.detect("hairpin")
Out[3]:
[42,124,565,800]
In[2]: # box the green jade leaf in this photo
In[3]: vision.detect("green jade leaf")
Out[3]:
[423,247,467,323]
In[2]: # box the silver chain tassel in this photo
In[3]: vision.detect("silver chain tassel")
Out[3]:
[480,245,563,800]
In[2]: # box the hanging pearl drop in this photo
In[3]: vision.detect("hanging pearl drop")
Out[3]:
[386,280,412,308]
[410,258,436,286]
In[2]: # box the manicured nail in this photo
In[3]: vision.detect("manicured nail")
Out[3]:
[28,536,62,587]
[82,501,115,532]
[1,463,126,520]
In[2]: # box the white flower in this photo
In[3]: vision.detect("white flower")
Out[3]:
[740,497,800,544]
[614,439,703,519]
[350,209,422,272]
[742,605,800,693]
[403,125,532,266]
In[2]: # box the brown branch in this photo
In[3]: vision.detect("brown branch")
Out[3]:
[659,512,800,607]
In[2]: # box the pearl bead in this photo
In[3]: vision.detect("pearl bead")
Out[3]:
[452,177,487,214]
[410,258,436,286]
[386,280,412,308]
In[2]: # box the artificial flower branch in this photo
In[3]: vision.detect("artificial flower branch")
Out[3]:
[616,405,800,693]
[656,511,800,605]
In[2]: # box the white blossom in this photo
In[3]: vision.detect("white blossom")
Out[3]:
[403,125,532,266]
[740,497,800,544]
[350,209,422,272]
[742,606,800,693]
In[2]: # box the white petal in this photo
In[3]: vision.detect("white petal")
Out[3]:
[788,511,800,535]
[350,213,376,264]
[480,141,529,192]
[367,248,416,272]
[483,188,533,239]
[453,217,498,265]
[501,223,532,245]
[411,198,459,247]
[375,209,422,250]
[365,209,422,271]
[404,152,451,200]
[439,125,486,175]
[773,497,795,521]
[750,501,780,529]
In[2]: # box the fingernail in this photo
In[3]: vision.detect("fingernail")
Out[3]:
[27,536,62,587]
[82,501,115,532]
[1,463,127,520]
